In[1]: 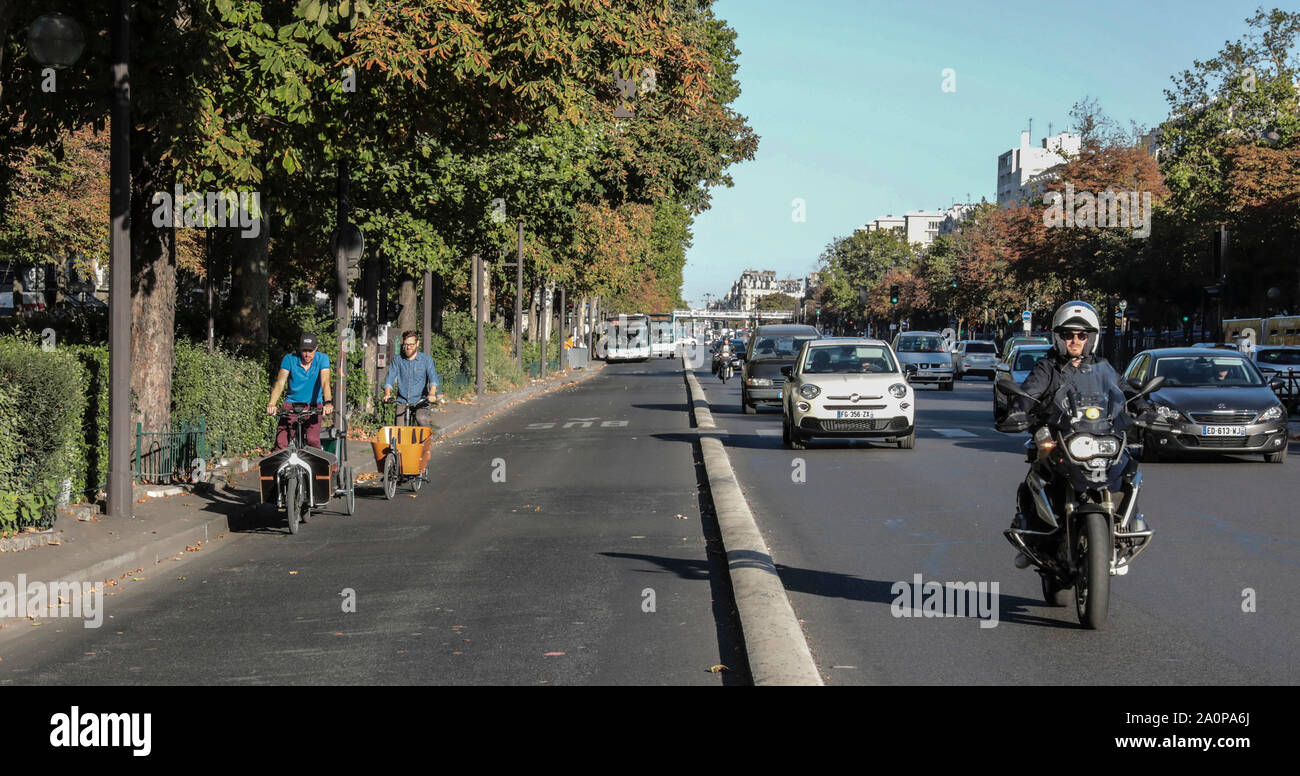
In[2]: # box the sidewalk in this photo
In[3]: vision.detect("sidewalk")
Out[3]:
[0,363,604,632]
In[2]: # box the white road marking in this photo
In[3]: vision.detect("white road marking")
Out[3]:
[755,429,782,437]
[932,428,977,438]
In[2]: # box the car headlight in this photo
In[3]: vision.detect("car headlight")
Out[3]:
[1154,404,1181,422]
[1259,405,1284,421]
[888,383,907,399]
[1067,434,1121,459]
[746,378,773,387]
[799,383,821,399]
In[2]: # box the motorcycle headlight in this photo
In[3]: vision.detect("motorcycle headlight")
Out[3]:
[1067,434,1120,459]
[799,383,821,399]
[888,383,907,399]
[1259,405,1283,421]
[746,377,773,387]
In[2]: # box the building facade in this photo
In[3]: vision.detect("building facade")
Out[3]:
[996,129,1081,206]
[722,269,820,311]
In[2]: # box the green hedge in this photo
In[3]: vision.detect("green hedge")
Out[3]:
[172,340,272,458]
[0,337,87,531]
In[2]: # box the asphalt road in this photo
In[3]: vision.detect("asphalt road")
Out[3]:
[0,358,747,686]
[693,365,1300,685]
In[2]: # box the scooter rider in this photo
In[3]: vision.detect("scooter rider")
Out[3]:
[718,339,734,381]
[1000,301,1154,567]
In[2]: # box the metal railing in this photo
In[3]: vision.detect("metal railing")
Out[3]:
[133,416,223,483]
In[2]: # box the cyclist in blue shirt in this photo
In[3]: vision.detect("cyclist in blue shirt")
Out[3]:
[266,333,333,449]
[383,330,440,428]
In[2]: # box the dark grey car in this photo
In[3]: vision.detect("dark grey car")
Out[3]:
[1122,348,1290,463]
[740,324,820,414]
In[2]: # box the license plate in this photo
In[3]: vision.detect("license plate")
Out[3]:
[917,371,933,377]
[837,410,874,419]
[777,391,782,398]
[1202,425,1247,436]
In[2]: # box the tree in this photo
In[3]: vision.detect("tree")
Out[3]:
[756,293,797,311]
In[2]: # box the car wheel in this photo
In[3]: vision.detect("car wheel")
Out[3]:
[940,381,954,392]
[1264,449,1286,464]
[782,416,792,445]
[897,431,915,449]
[955,370,963,381]
[790,428,807,450]
[743,398,757,414]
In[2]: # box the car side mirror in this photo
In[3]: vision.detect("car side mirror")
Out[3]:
[780,366,793,378]
[1127,377,1143,390]
[1131,375,1165,401]
[1269,378,1284,391]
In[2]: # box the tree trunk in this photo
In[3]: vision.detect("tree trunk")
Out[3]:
[130,162,176,432]
[527,284,539,343]
[397,275,419,341]
[226,215,269,357]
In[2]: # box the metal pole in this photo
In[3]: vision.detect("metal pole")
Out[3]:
[206,226,214,353]
[515,219,523,367]
[559,285,566,366]
[106,0,132,519]
[539,285,548,379]
[475,253,485,396]
[335,160,348,439]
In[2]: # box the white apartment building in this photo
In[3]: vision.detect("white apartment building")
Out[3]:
[858,210,947,248]
[938,203,978,235]
[996,129,1081,206]
[723,269,818,311]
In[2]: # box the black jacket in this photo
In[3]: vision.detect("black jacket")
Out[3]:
[1011,351,1149,418]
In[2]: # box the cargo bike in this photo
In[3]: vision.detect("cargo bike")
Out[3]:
[259,403,357,534]
[371,399,435,499]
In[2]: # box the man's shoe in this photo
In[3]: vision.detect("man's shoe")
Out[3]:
[1014,552,1032,569]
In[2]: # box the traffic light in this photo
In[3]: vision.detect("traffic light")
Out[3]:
[890,285,900,305]
[1182,315,1190,322]
[951,278,958,289]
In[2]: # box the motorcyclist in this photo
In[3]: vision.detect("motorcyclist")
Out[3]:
[718,339,734,381]
[999,301,1154,567]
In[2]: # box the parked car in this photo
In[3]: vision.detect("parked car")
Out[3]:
[781,338,915,449]
[740,324,821,413]
[953,340,999,380]
[1122,348,1290,463]
[892,331,954,390]
[992,344,1053,423]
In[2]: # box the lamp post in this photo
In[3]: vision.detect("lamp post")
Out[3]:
[30,9,132,519]
[329,182,365,440]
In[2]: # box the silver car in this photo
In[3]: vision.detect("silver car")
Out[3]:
[892,331,954,390]
[953,340,999,380]
[992,344,1052,423]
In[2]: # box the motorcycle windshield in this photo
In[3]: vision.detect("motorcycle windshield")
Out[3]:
[1044,363,1131,435]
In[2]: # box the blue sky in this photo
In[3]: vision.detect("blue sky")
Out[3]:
[682,0,1274,306]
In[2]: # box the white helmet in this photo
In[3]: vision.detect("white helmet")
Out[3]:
[1050,300,1100,356]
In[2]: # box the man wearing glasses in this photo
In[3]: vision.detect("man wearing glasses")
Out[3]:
[266,333,333,450]
[383,331,440,428]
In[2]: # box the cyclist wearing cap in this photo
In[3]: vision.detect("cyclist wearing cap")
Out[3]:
[266,333,333,449]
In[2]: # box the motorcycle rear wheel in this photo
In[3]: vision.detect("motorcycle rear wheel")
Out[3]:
[1074,513,1111,629]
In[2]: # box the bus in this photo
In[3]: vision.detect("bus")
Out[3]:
[647,312,676,359]
[1223,316,1300,346]
[603,313,651,361]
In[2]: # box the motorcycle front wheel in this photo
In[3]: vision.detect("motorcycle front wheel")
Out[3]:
[1040,572,1071,607]
[1074,513,1111,629]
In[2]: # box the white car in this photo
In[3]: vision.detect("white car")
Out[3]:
[780,338,916,449]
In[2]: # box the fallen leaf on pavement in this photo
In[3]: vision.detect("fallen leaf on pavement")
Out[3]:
[544,651,565,656]
[289,571,298,575]
[707,664,729,673]
[132,577,146,582]
[48,540,62,545]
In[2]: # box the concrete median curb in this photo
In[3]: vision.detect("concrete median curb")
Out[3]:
[682,357,823,686]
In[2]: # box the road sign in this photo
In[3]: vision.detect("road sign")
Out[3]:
[1022,310,1031,333]
[1118,299,1128,311]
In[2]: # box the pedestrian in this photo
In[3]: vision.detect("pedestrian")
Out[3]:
[383,331,440,428]
[266,333,332,450]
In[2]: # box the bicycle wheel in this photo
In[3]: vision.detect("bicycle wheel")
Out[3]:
[410,470,423,492]
[285,476,301,535]
[342,465,356,515]
[383,453,398,500]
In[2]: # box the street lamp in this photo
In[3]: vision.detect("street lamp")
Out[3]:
[29,8,133,520]
[27,13,85,70]
[331,217,365,441]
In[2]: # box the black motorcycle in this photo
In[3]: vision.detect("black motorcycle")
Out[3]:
[995,373,1164,629]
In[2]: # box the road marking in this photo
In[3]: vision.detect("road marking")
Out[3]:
[755,429,782,437]
[932,428,977,438]
[526,418,629,430]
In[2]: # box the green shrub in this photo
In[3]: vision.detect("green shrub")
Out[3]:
[172,340,272,458]
[65,344,109,500]
[0,336,87,529]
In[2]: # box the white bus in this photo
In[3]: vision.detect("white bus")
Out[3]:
[603,314,651,361]
[647,312,676,358]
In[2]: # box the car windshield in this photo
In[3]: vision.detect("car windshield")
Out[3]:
[750,335,818,360]
[803,345,898,374]
[1152,356,1264,387]
[896,336,945,353]
[965,342,996,353]
[1014,349,1050,371]
[1258,349,1300,366]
